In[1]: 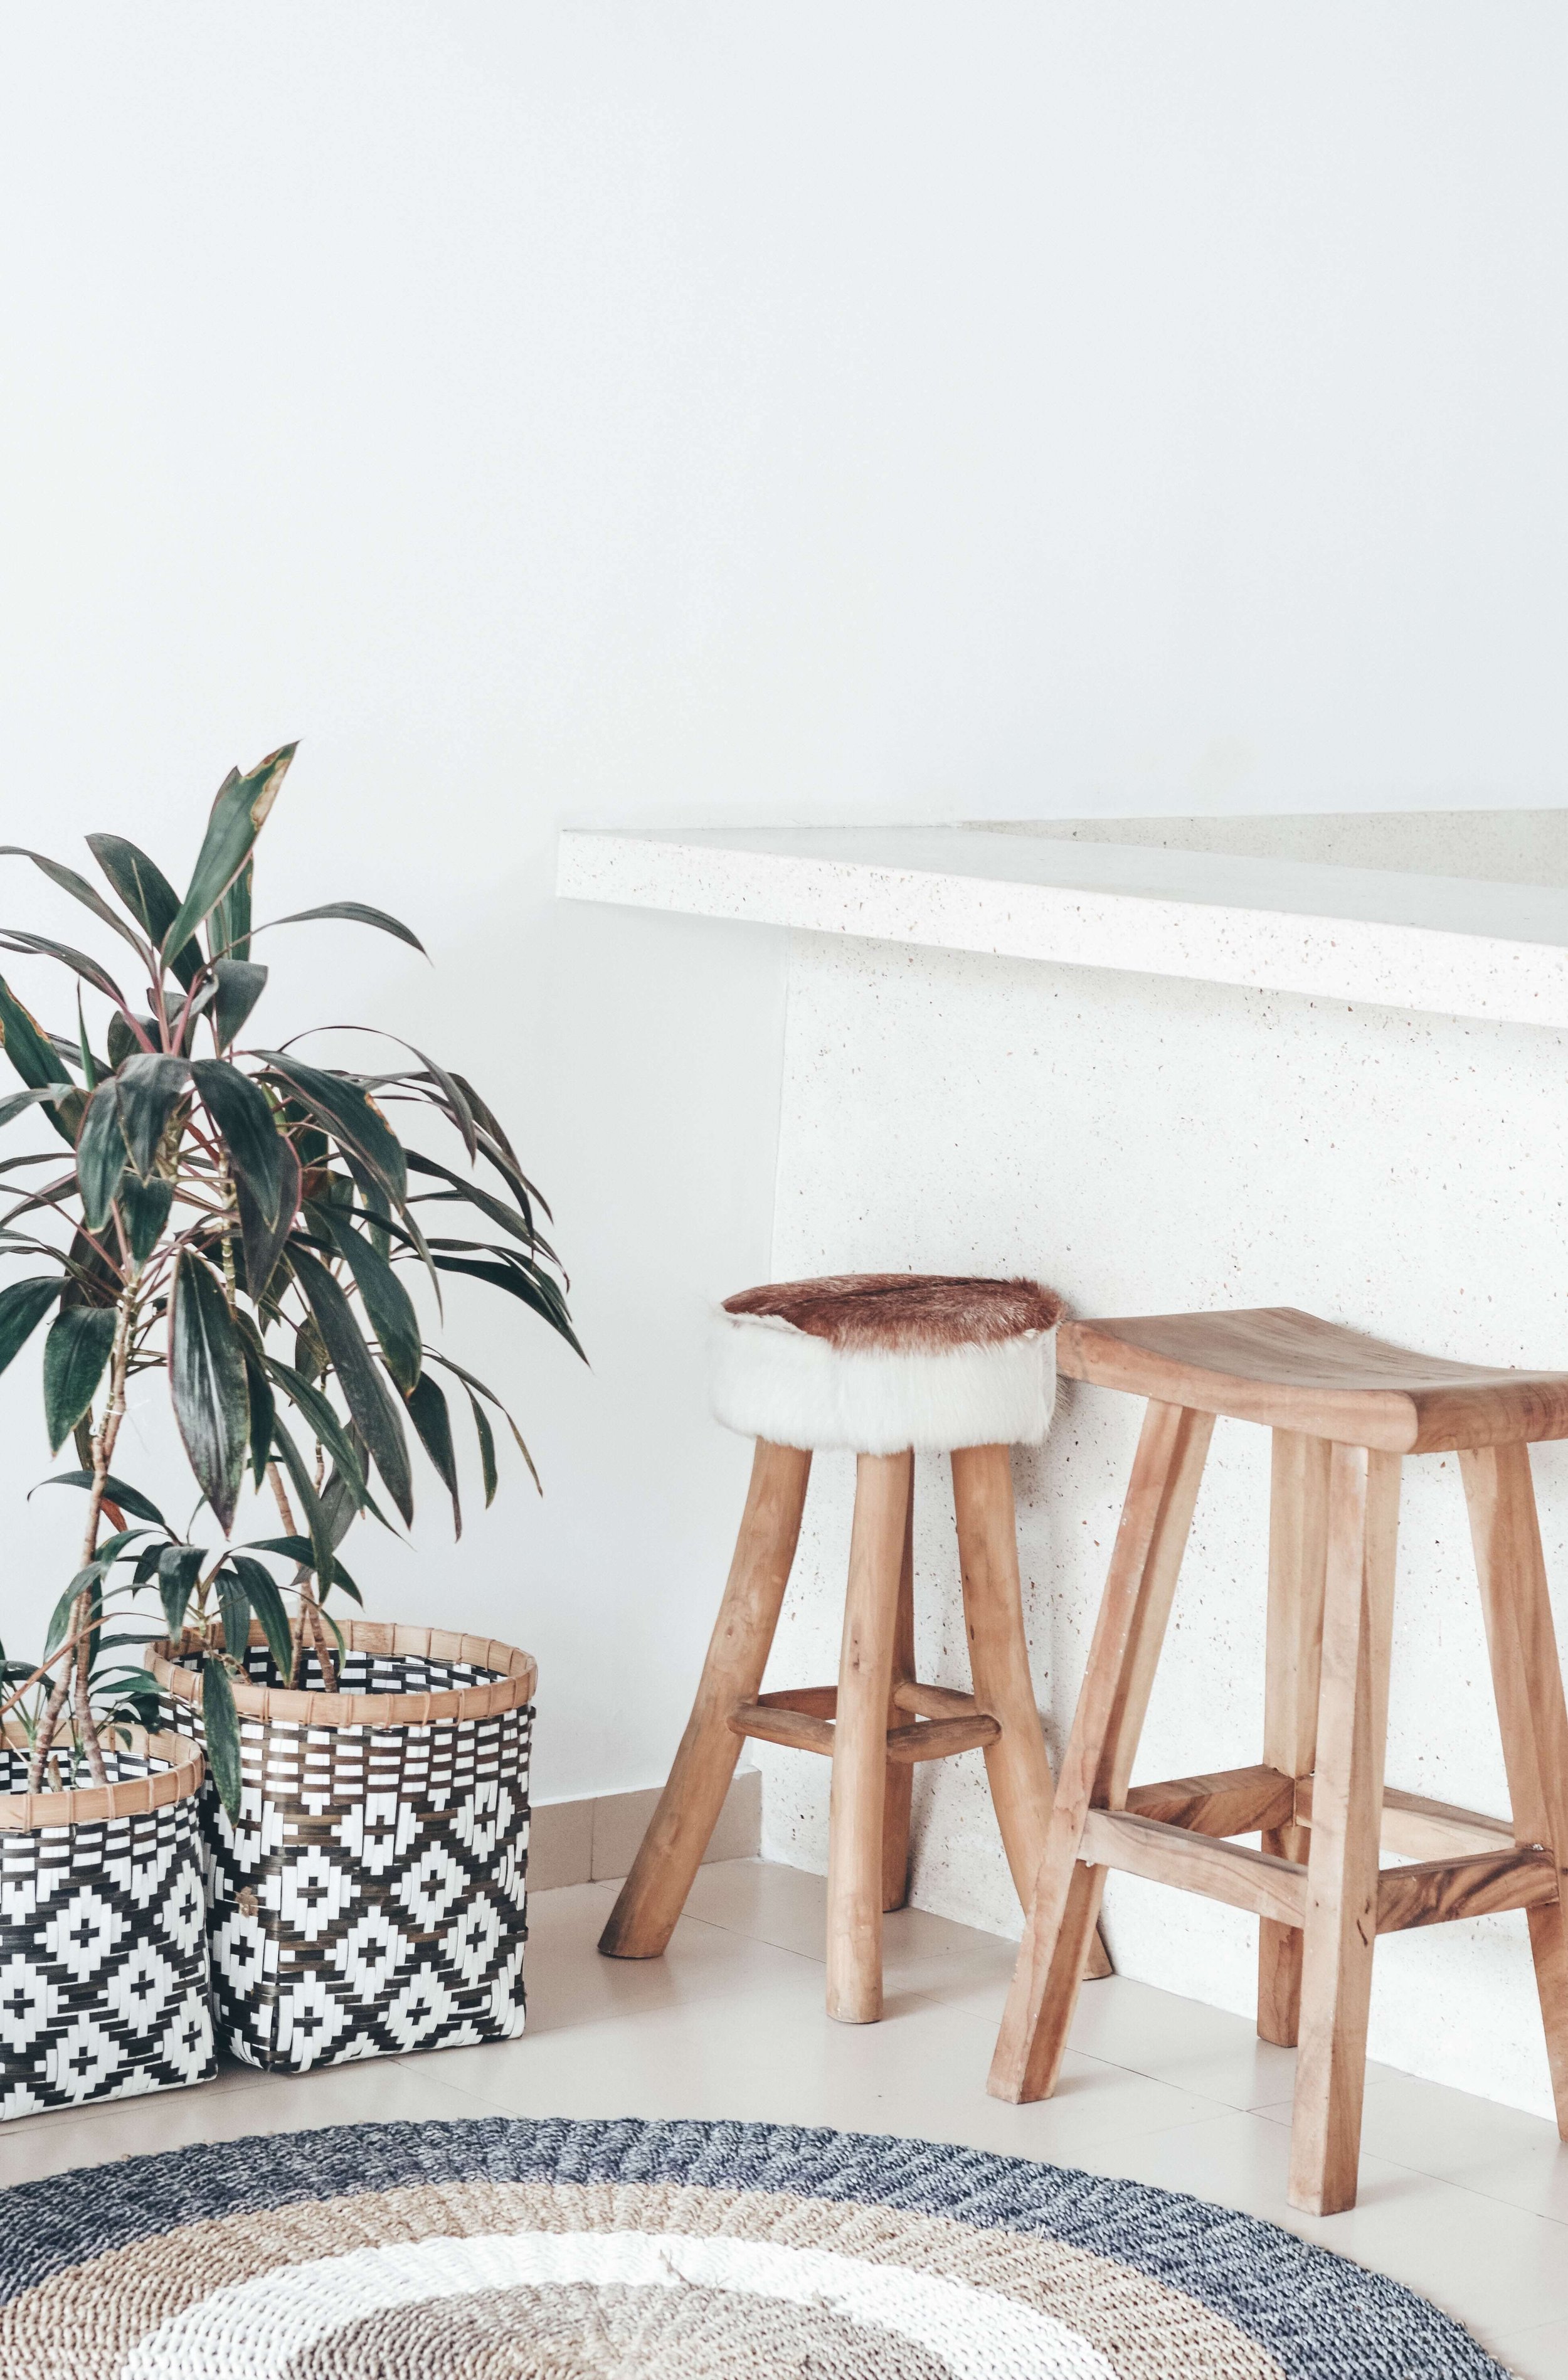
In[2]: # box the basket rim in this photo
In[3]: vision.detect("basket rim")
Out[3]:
[0,1723,204,1832]
[146,1618,538,1728]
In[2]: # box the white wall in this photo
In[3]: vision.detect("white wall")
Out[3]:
[0,6,1564,1798]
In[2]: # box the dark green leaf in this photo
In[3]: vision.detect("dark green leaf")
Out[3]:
[36,1467,166,1526]
[245,1536,359,1600]
[254,1054,406,1201]
[405,1371,460,1538]
[189,1059,283,1225]
[319,1207,421,1392]
[209,855,253,966]
[0,1275,63,1376]
[467,1389,498,1507]
[267,1413,337,1591]
[44,1565,102,1659]
[87,836,201,987]
[76,992,99,1092]
[156,1543,204,1640]
[117,1171,174,1265]
[243,1351,274,1489]
[0,976,77,1143]
[106,1011,156,1070]
[216,1568,252,1662]
[405,1148,535,1246]
[43,1305,116,1450]
[423,1347,540,1492]
[0,1085,73,1132]
[225,1554,293,1679]
[0,930,126,1008]
[115,1053,189,1182]
[163,746,295,963]
[430,1251,585,1360]
[201,1653,243,1819]
[257,901,427,955]
[169,1250,247,1532]
[212,959,267,1048]
[0,846,151,957]
[289,1245,413,1523]
[235,1135,299,1303]
[75,1082,127,1231]
[264,1359,366,1502]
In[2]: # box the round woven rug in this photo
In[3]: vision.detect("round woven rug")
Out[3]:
[0,2115,1505,2378]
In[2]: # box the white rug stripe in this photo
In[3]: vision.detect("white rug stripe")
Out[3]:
[119,2226,1118,2380]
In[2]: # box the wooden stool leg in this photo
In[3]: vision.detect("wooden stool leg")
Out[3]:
[952,1443,1113,1980]
[828,1449,913,2022]
[1258,1429,1332,2046]
[1289,1443,1401,2215]
[989,1400,1214,2103]
[598,1440,812,1959]
[1461,1443,1568,2138]
[881,1465,916,1914]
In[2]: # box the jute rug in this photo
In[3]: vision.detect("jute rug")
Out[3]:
[0,2115,1505,2377]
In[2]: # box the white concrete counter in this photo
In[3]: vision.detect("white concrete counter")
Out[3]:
[558,811,1568,2122]
[557,821,1568,1030]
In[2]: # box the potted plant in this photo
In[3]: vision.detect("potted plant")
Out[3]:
[0,743,578,2085]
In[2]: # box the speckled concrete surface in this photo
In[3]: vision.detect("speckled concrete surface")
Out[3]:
[756,928,1568,2121]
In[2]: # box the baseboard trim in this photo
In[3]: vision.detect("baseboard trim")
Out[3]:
[530,1766,761,1893]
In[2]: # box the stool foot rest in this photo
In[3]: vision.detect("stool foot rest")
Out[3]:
[1125,1764,1296,1837]
[1080,1807,1308,1928]
[1376,1846,1558,1933]
[728,1688,1002,1764]
[1296,1775,1516,1860]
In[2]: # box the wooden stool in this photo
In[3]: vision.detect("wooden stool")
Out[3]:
[989,1305,1568,2216]
[599,1272,1112,2020]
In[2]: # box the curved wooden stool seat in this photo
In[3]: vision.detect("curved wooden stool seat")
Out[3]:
[599,1272,1112,2022]
[989,1305,1568,2217]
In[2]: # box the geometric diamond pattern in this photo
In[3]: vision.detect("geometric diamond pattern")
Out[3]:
[0,1751,216,2120]
[172,1649,531,2073]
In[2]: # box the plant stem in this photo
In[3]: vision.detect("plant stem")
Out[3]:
[267,1460,336,1692]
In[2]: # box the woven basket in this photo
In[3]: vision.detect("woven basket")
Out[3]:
[0,1725,216,2120]
[147,1622,536,2074]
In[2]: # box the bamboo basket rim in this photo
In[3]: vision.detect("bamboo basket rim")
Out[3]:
[0,1722,205,1834]
[146,1618,538,1729]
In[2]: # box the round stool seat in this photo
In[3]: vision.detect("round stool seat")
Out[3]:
[712,1272,1064,1453]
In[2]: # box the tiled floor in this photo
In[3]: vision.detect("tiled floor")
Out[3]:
[4,1859,1568,2376]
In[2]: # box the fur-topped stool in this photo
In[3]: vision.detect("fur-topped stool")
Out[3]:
[598,1273,1111,2021]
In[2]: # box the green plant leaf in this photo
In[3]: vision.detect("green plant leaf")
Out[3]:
[87,835,203,987]
[36,1467,167,1526]
[430,1250,585,1360]
[105,1012,155,1070]
[201,1652,243,1819]
[245,1536,359,1600]
[0,976,78,1143]
[162,746,295,964]
[256,901,428,955]
[255,1053,406,1202]
[319,1207,421,1393]
[189,1058,284,1225]
[405,1371,460,1538]
[423,1347,539,1492]
[169,1250,248,1533]
[225,1553,292,1679]
[156,1543,204,1640]
[0,1086,73,1133]
[212,959,267,1048]
[0,846,151,959]
[75,1081,127,1230]
[209,855,253,965]
[465,1389,498,1507]
[0,1275,63,1377]
[266,1412,338,1590]
[0,930,127,1009]
[43,1305,117,1450]
[289,1245,413,1523]
[215,1567,252,1662]
[235,1135,299,1304]
[115,1052,189,1182]
[117,1171,174,1265]
[243,1350,274,1489]
[405,1148,536,1246]
[263,1359,366,1502]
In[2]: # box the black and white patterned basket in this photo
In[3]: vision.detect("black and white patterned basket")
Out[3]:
[149,1623,534,2074]
[0,1726,216,2121]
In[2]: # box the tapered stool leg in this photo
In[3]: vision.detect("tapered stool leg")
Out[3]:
[990,1401,1214,2102]
[953,1443,1112,1980]
[828,1450,913,2022]
[599,1440,812,1959]
[1258,1430,1332,2046]
[881,1469,917,1913]
[1290,1444,1401,2215]
[1461,1443,1568,2138]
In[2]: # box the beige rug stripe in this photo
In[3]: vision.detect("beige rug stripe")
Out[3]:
[0,2177,1285,2380]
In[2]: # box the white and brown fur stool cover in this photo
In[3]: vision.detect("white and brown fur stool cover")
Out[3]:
[711,1273,1064,1454]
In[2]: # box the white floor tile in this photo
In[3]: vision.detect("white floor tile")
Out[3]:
[1490,2316,1568,2379]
